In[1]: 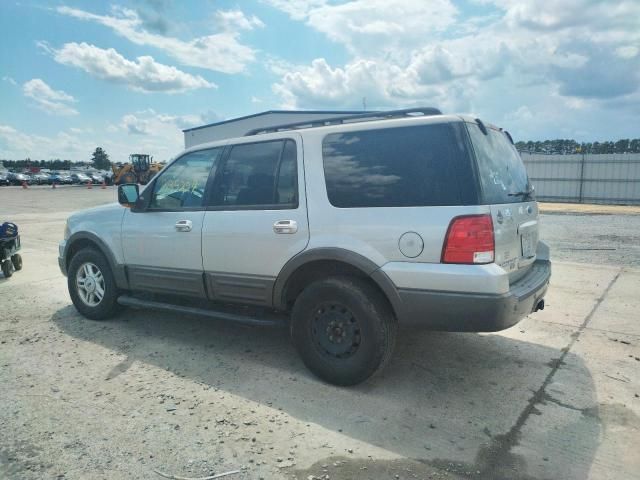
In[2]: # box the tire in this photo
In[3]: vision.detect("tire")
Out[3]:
[11,254,22,271]
[1,260,14,278]
[67,248,121,320]
[290,276,397,386]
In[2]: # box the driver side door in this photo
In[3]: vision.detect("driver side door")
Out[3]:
[121,147,223,298]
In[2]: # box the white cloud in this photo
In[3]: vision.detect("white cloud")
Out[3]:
[273,57,474,112]
[118,110,205,137]
[0,110,209,162]
[261,0,326,20]
[615,45,639,59]
[265,0,457,55]
[22,78,79,116]
[504,105,533,122]
[2,76,17,86]
[0,124,92,160]
[45,42,215,93]
[270,0,640,114]
[122,114,149,135]
[215,10,264,31]
[57,5,257,74]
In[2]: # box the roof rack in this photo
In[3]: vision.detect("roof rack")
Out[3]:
[244,107,442,136]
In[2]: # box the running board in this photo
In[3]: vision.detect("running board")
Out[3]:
[117,295,287,327]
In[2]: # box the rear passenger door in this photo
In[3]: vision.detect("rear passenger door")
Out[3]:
[201,135,309,306]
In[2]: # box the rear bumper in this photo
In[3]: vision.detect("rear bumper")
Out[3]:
[396,259,551,332]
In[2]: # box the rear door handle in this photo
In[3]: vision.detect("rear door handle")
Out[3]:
[175,220,193,232]
[273,220,297,234]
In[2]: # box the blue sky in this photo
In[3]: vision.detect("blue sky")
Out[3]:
[1,0,639,162]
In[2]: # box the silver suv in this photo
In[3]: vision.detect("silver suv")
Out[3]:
[59,108,550,385]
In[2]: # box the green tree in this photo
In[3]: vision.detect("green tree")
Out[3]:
[614,139,629,153]
[91,147,110,170]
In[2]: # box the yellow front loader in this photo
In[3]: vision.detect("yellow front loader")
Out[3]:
[111,154,163,185]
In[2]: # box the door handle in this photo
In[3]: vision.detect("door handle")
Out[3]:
[175,220,193,232]
[273,220,298,234]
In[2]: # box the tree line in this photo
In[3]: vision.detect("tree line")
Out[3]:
[1,147,111,171]
[515,139,640,155]
[1,158,76,170]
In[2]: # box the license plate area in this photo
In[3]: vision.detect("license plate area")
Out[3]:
[521,231,535,258]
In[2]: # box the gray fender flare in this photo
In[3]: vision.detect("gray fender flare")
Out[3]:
[64,232,129,289]
[272,247,404,317]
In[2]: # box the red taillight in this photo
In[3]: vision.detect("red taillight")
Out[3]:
[442,214,495,264]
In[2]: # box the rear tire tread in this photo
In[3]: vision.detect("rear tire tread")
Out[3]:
[291,275,397,386]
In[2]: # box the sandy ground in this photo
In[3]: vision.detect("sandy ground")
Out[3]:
[539,202,640,216]
[1,186,639,480]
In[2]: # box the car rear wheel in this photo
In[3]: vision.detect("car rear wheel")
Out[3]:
[68,248,121,320]
[290,276,397,386]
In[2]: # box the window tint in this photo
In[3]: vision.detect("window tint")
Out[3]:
[149,148,221,209]
[211,139,298,208]
[323,124,466,208]
[276,140,298,206]
[467,123,531,204]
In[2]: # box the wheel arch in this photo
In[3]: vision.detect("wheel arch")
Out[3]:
[273,248,404,319]
[64,232,128,289]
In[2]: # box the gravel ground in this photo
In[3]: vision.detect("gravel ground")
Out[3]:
[1,187,639,480]
[540,212,640,266]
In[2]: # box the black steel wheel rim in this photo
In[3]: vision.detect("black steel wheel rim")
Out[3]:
[311,302,361,359]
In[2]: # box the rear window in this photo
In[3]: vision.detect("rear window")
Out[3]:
[466,123,531,204]
[322,123,473,208]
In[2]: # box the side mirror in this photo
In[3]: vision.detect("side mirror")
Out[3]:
[118,184,139,207]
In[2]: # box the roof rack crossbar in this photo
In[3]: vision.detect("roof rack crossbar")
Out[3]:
[244,107,442,136]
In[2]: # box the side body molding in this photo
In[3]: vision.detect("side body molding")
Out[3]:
[64,232,129,290]
[272,247,404,317]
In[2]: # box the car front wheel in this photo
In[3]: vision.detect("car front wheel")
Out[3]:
[68,248,121,320]
[290,276,397,386]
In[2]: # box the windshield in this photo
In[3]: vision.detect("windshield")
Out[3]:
[467,122,532,204]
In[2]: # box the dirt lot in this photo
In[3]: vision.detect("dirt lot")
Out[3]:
[1,186,639,480]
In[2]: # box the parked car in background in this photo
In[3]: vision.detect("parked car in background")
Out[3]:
[49,173,64,184]
[32,172,51,185]
[7,172,32,186]
[88,172,104,184]
[70,173,91,184]
[0,172,10,186]
[49,172,73,185]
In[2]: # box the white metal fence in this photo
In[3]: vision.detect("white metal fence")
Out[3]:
[521,153,640,205]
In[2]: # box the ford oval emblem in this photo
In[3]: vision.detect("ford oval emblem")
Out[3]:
[526,205,533,215]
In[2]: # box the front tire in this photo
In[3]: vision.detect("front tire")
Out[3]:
[11,254,22,271]
[68,248,121,320]
[291,276,397,386]
[1,260,14,278]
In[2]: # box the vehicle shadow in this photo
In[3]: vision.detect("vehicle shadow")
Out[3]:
[51,305,601,480]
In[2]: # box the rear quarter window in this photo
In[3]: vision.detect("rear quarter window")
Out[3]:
[322,123,475,208]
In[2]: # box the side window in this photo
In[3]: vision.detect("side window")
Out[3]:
[322,124,465,208]
[276,140,298,206]
[210,139,298,208]
[149,148,221,210]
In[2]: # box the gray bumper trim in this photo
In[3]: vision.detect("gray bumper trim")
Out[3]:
[397,260,551,332]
